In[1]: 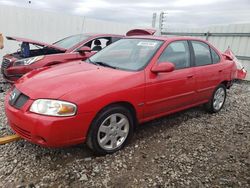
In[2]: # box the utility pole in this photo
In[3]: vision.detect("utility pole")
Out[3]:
[152,13,157,28]
[159,12,168,35]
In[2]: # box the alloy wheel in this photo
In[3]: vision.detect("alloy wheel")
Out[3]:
[97,113,130,151]
[213,87,225,111]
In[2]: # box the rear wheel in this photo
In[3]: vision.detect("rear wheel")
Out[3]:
[87,105,134,155]
[204,84,227,113]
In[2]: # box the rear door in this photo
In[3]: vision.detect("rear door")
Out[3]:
[190,40,224,102]
[144,40,196,118]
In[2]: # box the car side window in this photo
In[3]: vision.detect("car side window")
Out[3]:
[80,37,112,52]
[192,41,212,66]
[158,41,190,69]
[210,47,220,64]
[91,38,110,50]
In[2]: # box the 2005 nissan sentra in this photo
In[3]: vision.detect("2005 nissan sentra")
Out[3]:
[5,36,239,154]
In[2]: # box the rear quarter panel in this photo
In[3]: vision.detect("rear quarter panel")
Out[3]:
[221,59,237,82]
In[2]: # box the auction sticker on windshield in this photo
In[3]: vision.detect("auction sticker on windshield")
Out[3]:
[137,41,157,47]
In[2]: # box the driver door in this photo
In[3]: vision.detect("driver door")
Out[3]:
[144,40,197,118]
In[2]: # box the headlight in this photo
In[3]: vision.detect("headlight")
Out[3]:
[30,99,77,117]
[15,55,44,66]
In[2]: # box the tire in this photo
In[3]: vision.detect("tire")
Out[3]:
[87,105,134,155]
[204,84,227,113]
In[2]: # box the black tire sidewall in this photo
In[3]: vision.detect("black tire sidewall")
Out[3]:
[87,105,134,155]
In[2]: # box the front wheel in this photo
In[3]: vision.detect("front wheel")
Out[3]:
[204,84,227,113]
[87,106,134,155]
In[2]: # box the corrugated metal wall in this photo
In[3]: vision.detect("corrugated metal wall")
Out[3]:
[164,24,250,80]
[0,5,249,80]
[0,5,135,60]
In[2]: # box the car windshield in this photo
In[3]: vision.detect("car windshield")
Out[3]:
[53,34,89,49]
[88,38,163,71]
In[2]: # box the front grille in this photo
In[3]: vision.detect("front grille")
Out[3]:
[9,88,29,109]
[1,58,11,69]
[12,123,31,140]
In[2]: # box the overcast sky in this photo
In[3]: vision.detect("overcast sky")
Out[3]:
[0,0,250,28]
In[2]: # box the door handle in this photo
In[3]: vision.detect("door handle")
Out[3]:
[187,75,194,79]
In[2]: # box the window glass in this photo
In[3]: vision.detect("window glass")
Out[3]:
[84,37,120,51]
[53,34,89,49]
[158,41,190,69]
[88,39,163,71]
[210,48,220,63]
[90,38,109,50]
[192,41,212,66]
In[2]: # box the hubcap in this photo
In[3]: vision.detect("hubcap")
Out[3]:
[213,87,225,111]
[97,113,130,151]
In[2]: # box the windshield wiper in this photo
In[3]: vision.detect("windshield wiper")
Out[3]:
[95,62,117,69]
[92,61,117,69]
[87,59,117,69]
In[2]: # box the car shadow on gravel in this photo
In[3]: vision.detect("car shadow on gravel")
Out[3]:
[4,80,247,163]
[12,105,206,163]
[133,105,205,140]
[11,139,95,162]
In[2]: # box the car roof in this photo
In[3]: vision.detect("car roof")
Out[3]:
[84,33,124,38]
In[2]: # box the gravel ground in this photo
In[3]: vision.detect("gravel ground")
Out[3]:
[0,76,249,187]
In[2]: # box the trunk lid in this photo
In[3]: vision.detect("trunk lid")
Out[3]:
[126,29,156,36]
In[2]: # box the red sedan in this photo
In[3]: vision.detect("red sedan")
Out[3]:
[5,36,238,154]
[1,34,122,83]
[1,29,156,83]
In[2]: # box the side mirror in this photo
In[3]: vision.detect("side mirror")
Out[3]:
[151,62,175,73]
[77,46,91,54]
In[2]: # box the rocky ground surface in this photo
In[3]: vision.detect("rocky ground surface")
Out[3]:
[0,76,249,187]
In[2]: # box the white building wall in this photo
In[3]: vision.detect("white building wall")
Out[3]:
[0,5,135,60]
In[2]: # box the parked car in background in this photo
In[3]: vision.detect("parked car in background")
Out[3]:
[1,34,122,82]
[5,35,237,155]
[1,29,156,83]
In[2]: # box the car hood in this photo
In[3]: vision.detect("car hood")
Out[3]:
[6,36,66,52]
[15,61,135,99]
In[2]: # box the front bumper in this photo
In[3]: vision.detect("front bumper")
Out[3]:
[5,93,95,147]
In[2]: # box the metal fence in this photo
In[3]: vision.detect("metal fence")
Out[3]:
[162,24,250,80]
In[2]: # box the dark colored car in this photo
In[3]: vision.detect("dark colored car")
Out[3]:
[5,35,238,154]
